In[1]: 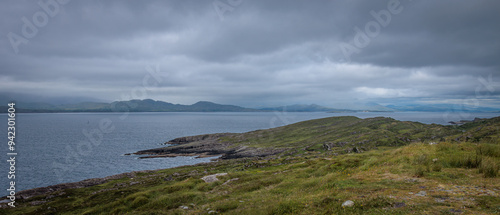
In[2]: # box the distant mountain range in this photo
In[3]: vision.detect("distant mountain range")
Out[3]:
[0,99,257,113]
[0,99,498,113]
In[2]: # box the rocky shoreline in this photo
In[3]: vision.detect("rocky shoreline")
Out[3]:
[133,133,287,159]
[1,170,155,204]
[2,133,285,204]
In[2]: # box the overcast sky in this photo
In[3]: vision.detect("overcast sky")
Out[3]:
[1,0,500,108]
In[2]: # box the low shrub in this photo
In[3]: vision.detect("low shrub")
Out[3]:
[477,143,500,158]
[414,166,426,177]
[432,163,442,172]
[479,157,499,178]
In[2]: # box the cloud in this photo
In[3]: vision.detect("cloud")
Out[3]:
[0,0,499,108]
[355,87,417,98]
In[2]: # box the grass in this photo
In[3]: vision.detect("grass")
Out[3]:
[6,141,499,214]
[4,116,500,214]
[222,116,459,152]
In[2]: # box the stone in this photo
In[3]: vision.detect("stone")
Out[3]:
[406,178,418,183]
[342,200,354,207]
[435,198,445,203]
[179,206,189,210]
[394,202,406,208]
[188,170,200,176]
[415,191,427,197]
[222,178,240,185]
[201,173,228,183]
[30,200,47,206]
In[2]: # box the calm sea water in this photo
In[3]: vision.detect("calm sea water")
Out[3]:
[1,111,499,196]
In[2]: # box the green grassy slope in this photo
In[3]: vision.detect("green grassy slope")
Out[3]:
[220,116,458,153]
[3,116,499,214]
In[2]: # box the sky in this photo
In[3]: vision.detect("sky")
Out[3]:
[1,0,500,108]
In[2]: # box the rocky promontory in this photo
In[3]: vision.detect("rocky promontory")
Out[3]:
[133,133,287,159]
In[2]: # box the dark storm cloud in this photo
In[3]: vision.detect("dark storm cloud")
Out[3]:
[338,0,500,68]
[0,0,499,107]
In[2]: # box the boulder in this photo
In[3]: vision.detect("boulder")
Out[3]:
[342,200,354,207]
[201,173,228,183]
[415,191,427,196]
